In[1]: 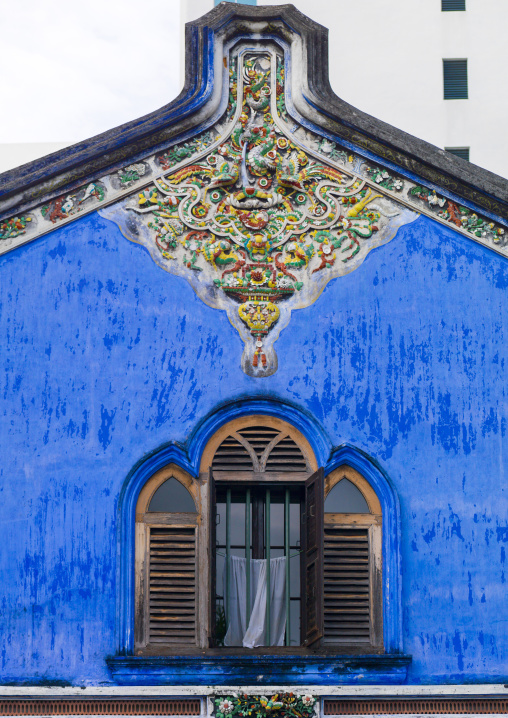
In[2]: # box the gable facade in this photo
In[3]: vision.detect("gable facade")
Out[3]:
[0,2,507,714]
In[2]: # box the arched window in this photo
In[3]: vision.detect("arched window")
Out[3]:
[133,421,384,654]
[206,418,319,648]
[324,466,383,649]
[135,465,200,652]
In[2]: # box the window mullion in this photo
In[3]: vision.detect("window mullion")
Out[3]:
[252,492,264,559]
[284,487,291,646]
[265,487,271,645]
[225,488,232,626]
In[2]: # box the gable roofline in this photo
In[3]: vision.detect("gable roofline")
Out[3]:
[0,1,507,228]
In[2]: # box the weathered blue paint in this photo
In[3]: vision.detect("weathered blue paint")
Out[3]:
[106,655,411,686]
[1,210,507,685]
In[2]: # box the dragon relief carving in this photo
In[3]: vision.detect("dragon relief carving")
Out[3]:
[101,50,416,376]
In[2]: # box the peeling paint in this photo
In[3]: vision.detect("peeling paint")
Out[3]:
[0,211,507,684]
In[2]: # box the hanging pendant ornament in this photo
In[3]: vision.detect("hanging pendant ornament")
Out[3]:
[252,337,267,369]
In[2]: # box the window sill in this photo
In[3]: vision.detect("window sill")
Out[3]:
[106,653,412,685]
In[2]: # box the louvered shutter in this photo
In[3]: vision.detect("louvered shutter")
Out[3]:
[443,59,468,99]
[445,147,470,161]
[238,426,279,460]
[208,467,217,647]
[302,467,324,646]
[323,527,371,644]
[212,436,254,472]
[212,426,311,476]
[264,435,308,472]
[441,0,465,10]
[148,526,196,644]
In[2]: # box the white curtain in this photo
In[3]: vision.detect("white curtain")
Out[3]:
[224,555,286,647]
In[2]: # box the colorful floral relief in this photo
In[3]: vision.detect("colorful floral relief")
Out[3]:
[105,50,411,376]
[118,163,149,188]
[409,185,506,243]
[214,693,316,718]
[0,215,32,240]
[41,182,106,224]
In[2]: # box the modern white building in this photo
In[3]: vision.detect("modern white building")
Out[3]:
[181,0,508,178]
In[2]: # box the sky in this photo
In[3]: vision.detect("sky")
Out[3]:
[0,0,182,144]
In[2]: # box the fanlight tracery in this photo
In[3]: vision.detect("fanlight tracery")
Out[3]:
[212,425,311,475]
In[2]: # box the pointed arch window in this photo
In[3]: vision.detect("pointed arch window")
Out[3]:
[134,422,384,654]
[205,418,321,648]
[135,466,200,651]
[324,466,383,648]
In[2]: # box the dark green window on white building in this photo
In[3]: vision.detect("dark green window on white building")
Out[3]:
[443,59,468,99]
[215,0,257,5]
[442,0,466,10]
[445,147,470,161]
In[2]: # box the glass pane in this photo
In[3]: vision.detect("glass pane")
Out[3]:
[290,552,300,597]
[289,598,300,647]
[230,500,246,547]
[325,478,370,513]
[215,483,303,647]
[148,477,196,512]
[216,488,250,552]
[290,501,300,545]
[270,499,284,549]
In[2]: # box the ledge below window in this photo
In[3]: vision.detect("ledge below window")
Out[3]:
[106,654,412,685]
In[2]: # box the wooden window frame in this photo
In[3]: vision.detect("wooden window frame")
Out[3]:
[202,416,320,651]
[324,465,383,651]
[135,464,202,654]
[134,423,385,655]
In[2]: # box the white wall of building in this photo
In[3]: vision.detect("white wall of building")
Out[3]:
[181,0,508,178]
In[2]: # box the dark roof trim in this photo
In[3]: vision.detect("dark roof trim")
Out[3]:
[0,2,507,223]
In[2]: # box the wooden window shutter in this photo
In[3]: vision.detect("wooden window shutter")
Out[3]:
[135,466,200,651]
[323,527,371,644]
[301,467,324,647]
[208,467,217,647]
[148,526,197,645]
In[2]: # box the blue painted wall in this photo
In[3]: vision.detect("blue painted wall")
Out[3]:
[0,211,507,684]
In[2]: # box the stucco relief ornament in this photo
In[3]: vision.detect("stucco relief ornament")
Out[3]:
[102,49,416,376]
[213,693,316,718]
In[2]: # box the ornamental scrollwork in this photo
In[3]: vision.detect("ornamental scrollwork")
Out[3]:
[103,49,413,375]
